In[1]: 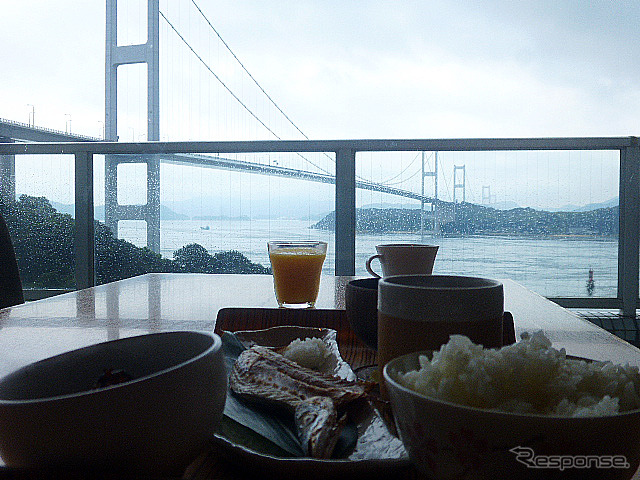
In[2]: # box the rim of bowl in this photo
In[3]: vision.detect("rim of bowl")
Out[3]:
[383,350,640,421]
[0,331,221,405]
[347,277,379,290]
[380,274,502,291]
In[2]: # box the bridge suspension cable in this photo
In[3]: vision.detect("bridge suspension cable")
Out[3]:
[189,0,341,175]
[169,2,429,190]
[189,0,310,142]
[159,11,280,142]
[377,151,423,186]
[381,162,423,186]
[167,2,434,192]
[159,8,333,176]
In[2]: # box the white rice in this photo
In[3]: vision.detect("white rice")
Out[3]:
[397,331,640,417]
[282,337,331,370]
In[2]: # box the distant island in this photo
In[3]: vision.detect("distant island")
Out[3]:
[50,202,189,221]
[311,201,618,237]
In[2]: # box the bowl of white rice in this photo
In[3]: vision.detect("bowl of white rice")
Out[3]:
[383,331,640,480]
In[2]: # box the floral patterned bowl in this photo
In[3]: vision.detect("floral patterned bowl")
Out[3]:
[384,350,640,480]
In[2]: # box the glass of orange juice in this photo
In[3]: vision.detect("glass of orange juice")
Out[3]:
[268,241,328,308]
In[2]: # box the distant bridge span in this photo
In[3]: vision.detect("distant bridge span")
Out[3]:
[0,117,98,142]
[0,118,434,202]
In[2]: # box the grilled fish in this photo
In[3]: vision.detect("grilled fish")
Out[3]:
[295,396,346,458]
[230,345,372,458]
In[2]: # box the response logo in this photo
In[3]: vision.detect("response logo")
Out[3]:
[509,446,630,471]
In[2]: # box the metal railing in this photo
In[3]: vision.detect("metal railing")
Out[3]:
[1,137,638,315]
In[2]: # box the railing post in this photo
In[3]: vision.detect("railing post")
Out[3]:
[147,158,161,252]
[75,151,95,289]
[335,148,356,275]
[619,140,640,317]
[0,137,16,205]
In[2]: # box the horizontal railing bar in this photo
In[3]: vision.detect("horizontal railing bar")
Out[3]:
[549,297,623,309]
[0,137,636,155]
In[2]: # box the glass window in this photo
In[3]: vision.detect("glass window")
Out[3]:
[355,150,619,297]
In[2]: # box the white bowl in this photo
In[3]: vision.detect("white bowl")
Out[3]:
[384,350,640,480]
[0,331,226,473]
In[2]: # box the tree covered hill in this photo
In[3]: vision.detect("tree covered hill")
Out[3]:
[312,201,618,236]
[1,195,270,289]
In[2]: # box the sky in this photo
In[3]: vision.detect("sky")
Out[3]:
[0,0,636,209]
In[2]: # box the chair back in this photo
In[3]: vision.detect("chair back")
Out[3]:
[0,210,24,309]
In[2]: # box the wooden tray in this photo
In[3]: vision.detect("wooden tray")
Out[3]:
[214,308,516,364]
[214,307,378,372]
[188,308,517,480]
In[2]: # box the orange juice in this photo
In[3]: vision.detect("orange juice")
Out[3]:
[268,242,327,307]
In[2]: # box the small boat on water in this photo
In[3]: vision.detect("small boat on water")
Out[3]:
[200,225,210,231]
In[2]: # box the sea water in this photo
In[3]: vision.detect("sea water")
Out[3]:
[118,219,617,298]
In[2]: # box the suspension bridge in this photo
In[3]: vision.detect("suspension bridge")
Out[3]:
[0,117,439,200]
[0,0,449,252]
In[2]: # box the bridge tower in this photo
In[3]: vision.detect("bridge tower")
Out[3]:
[420,151,439,238]
[453,165,466,204]
[105,0,161,252]
[482,185,491,205]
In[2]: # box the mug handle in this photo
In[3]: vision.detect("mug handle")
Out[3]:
[366,254,382,278]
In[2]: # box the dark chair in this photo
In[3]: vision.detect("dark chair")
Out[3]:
[0,210,24,309]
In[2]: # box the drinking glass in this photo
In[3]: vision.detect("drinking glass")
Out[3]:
[267,241,327,308]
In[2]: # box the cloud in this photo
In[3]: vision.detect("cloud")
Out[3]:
[1,0,638,140]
